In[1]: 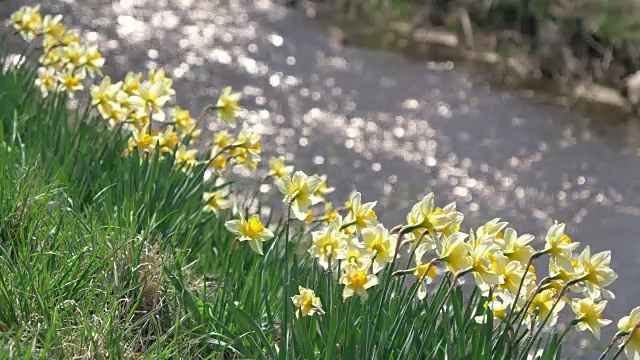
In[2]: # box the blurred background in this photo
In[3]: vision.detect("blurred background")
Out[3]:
[3,0,640,357]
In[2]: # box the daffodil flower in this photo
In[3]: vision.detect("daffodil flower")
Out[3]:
[570,298,611,339]
[543,222,580,272]
[216,86,242,126]
[10,5,42,41]
[362,224,396,274]
[476,218,508,238]
[313,175,335,200]
[57,69,84,97]
[526,288,565,329]
[224,214,274,255]
[173,107,196,133]
[291,286,324,318]
[340,263,379,301]
[405,193,450,245]
[84,45,105,77]
[202,190,231,215]
[308,224,348,270]
[128,80,173,122]
[435,232,472,274]
[321,202,339,224]
[490,252,532,298]
[148,68,175,96]
[277,171,323,221]
[233,124,261,164]
[91,76,123,116]
[437,202,464,237]
[577,246,618,300]
[175,146,198,172]
[343,241,369,271]
[468,241,502,292]
[42,14,64,39]
[618,306,640,360]
[497,228,535,266]
[35,66,58,98]
[344,192,378,232]
[475,293,512,324]
[157,127,180,154]
[122,72,142,95]
[414,244,438,300]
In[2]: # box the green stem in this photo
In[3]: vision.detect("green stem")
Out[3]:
[612,324,640,360]
[281,204,292,359]
[521,276,585,358]
[599,331,629,360]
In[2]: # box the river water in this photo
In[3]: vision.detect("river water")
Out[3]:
[3,0,640,357]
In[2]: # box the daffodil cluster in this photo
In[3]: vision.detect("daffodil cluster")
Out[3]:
[278,178,392,301]
[9,5,104,99]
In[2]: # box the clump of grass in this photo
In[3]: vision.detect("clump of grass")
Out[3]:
[2,4,640,360]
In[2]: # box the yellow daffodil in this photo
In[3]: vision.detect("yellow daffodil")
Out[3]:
[60,30,79,46]
[216,86,242,126]
[175,146,198,171]
[543,222,580,272]
[60,41,85,69]
[321,202,339,224]
[122,72,142,95]
[340,263,378,301]
[129,133,156,152]
[39,47,61,68]
[435,232,472,274]
[577,246,618,300]
[148,68,175,95]
[436,202,464,237]
[208,146,228,172]
[90,76,122,115]
[313,175,335,200]
[344,241,369,270]
[57,69,84,97]
[414,244,438,300]
[308,224,348,270]
[233,124,261,164]
[277,171,323,221]
[344,192,378,232]
[618,306,640,360]
[266,156,292,180]
[490,252,532,298]
[128,80,173,122]
[526,289,565,329]
[497,228,535,267]
[291,286,324,318]
[202,190,231,215]
[35,66,58,98]
[333,214,355,237]
[475,293,512,324]
[405,193,450,245]
[304,210,314,222]
[224,214,274,255]
[548,258,583,292]
[570,298,611,339]
[101,101,130,129]
[173,106,201,139]
[157,127,180,154]
[42,14,64,39]
[84,45,105,77]
[10,5,42,41]
[476,218,508,238]
[214,130,234,149]
[362,224,396,274]
[468,241,502,292]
